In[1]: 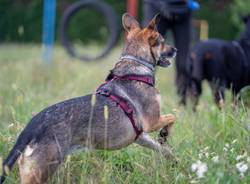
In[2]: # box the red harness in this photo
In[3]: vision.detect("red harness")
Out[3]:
[96,74,155,140]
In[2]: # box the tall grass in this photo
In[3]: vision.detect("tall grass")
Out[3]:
[0,44,249,183]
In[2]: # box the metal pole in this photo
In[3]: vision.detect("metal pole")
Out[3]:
[127,0,138,18]
[42,0,56,64]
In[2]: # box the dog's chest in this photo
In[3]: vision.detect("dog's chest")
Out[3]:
[155,93,161,105]
[138,86,161,116]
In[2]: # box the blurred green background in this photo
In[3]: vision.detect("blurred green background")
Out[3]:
[0,0,250,43]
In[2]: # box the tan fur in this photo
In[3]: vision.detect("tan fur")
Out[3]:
[204,52,212,60]
[18,142,61,184]
[143,114,175,133]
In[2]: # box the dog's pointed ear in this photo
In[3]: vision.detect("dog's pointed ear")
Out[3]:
[147,13,161,31]
[147,14,161,46]
[122,13,140,32]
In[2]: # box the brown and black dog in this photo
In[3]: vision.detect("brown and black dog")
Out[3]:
[186,14,250,110]
[0,13,177,184]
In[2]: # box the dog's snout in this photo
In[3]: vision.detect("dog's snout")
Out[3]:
[172,47,177,53]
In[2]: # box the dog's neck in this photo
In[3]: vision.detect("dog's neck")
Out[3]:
[123,41,156,65]
[111,42,156,77]
[119,55,155,71]
[111,57,155,78]
[108,62,154,82]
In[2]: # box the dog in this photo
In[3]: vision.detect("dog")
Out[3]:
[0,13,177,184]
[186,14,250,110]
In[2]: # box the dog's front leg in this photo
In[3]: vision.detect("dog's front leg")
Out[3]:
[157,123,174,145]
[144,114,175,132]
[135,133,174,159]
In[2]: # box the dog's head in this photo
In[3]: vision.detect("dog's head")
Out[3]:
[242,14,250,25]
[240,14,250,41]
[122,13,177,68]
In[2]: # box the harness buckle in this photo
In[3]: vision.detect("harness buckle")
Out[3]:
[96,89,110,96]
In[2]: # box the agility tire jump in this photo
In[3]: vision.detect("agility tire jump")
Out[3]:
[60,0,119,61]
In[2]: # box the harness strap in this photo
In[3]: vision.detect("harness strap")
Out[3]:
[95,90,142,140]
[96,74,155,140]
[108,94,142,140]
[110,75,155,86]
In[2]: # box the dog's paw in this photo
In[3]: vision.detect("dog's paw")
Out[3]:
[157,134,167,145]
[157,125,173,144]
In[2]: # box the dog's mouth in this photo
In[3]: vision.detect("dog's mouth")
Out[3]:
[157,57,171,67]
[157,49,177,67]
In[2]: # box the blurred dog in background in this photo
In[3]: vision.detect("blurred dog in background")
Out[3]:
[186,14,250,110]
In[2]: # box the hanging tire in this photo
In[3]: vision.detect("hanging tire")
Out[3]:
[60,0,119,61]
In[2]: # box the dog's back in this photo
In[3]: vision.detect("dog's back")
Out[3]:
[189,39,246,87]
[188,39,228,82]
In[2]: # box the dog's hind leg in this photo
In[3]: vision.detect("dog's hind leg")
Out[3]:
[215,89,225,109]
[210,81,225,109]
[177,73,188,106]
[190,80,202,111]
[18,141,64,184]
[135,133,174,159]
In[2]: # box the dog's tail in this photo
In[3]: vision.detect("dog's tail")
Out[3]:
[0,128,34,184]
[0,111,46,184]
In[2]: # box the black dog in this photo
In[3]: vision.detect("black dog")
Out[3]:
[186,14,250,109]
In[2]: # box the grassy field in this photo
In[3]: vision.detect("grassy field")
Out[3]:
[0,44,249,184]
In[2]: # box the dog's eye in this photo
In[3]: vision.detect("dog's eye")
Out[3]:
[151,36,164,47]
[154,37,163,47]
[154,40,160,47]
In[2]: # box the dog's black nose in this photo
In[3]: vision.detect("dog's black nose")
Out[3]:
[172,47,177,52]
[167,47,177,58]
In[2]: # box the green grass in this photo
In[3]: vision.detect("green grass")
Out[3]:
[0,44,249,184]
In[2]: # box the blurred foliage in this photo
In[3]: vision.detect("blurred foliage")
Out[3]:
[192,0,250,40]
[0,0,125,43]
[0,0,250,43]
[193,0,237,40]
[230,0,250,37]
[0,0,43,42]
[58,0,125,44]
[238,86,250,107]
